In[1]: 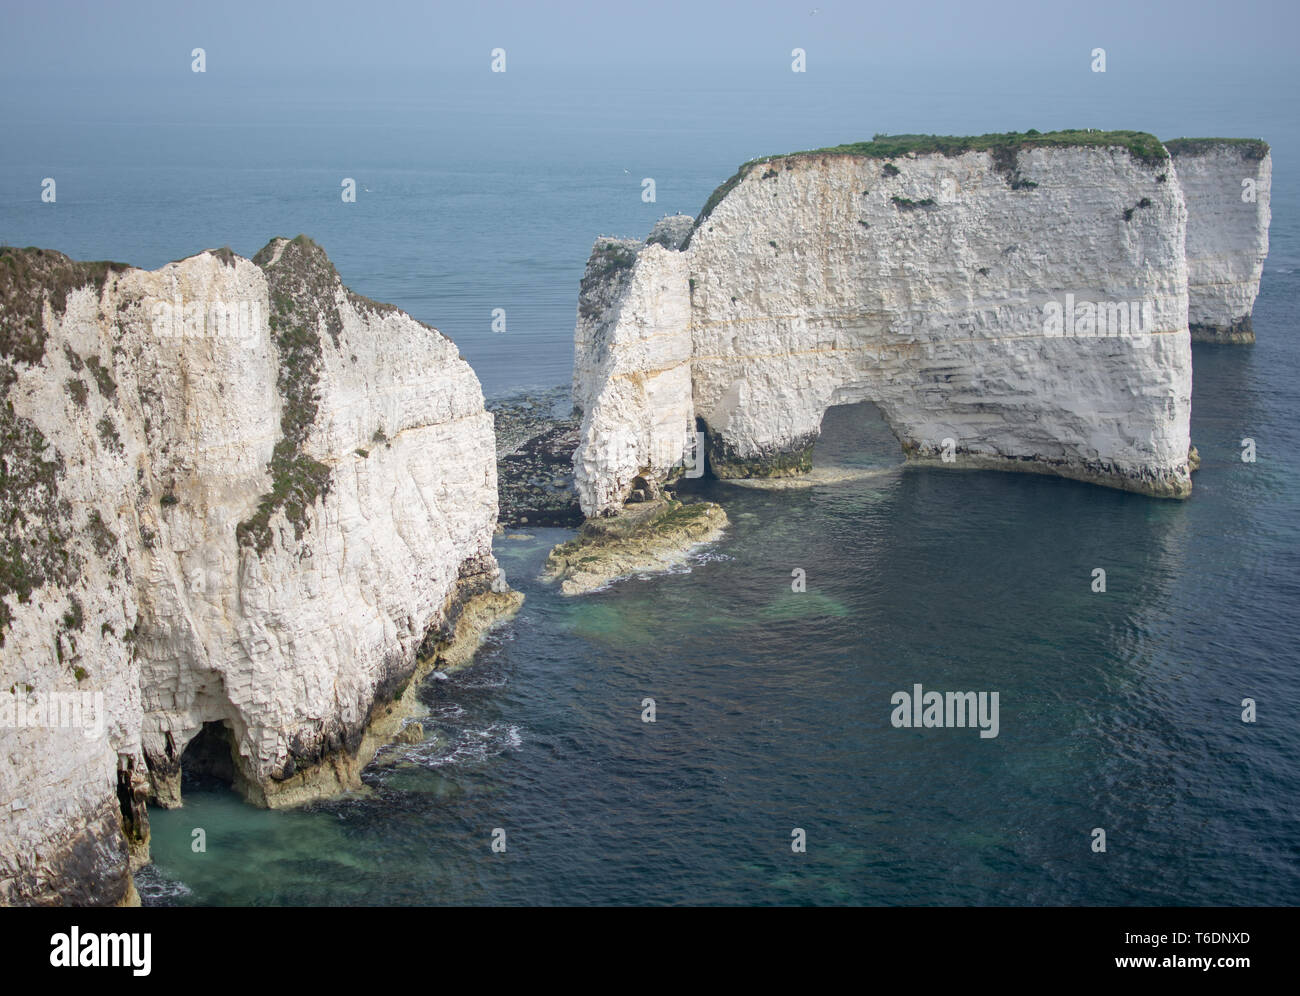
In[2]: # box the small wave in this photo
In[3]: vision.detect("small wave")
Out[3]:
[723,464,901,490]
[623,538,731,584]
[457,675,510,690]
[428,702,466,720]
[694,550,734,565]
[425,721,524,768]
[643,562,692,578]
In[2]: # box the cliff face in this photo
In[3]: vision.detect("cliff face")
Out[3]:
[1165,139,1272,343]
[0,238,513,905]
[574,135,1196,516]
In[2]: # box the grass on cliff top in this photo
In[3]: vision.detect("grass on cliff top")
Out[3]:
[578,240,640,320]
[686,129,1169,241]
[0,247,130,365]
[1163,137,1270,160]
[166,245,239,267]
[777,130,1169,164]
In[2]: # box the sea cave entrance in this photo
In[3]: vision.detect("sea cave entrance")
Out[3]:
[180,720,239,793]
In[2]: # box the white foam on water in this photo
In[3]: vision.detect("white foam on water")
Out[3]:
[427,721,524,768]
[135,865,193,904]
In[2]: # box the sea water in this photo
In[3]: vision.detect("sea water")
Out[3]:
[3,63,1296,905]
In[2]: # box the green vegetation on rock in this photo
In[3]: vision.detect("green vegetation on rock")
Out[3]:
[781,130,1168,167]
[578,240,640,320]
[84,355,115,398]
[684,170,751,245]
[65,378,89,408]
[85,509,117,557]
[0,247,128,365]
[206,246,238,267]
[687,130,1169,242]
[95,415,122,453]
[237,237,336,555]
[62,595,83,632]
[1164,137,1270,160]
[588,241,638,277]
[0,389,76,645]
[1123,197,1154,222]
[707,433,815,479]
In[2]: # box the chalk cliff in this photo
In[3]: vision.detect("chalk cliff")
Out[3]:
[1165,139,1271,343]
[0,237,517,905]
[573,133,1198,516]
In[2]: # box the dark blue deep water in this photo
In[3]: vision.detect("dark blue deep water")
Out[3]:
[3,63,1297,905]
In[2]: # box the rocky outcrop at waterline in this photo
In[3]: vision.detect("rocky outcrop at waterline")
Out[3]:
[0,237,518,905]
[571,131,1220,515]
[543,498,727,596]
[491,388,731,596]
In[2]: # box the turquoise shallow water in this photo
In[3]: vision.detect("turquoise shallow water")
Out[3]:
[3,64,1297,905]
[137,345,1300,904]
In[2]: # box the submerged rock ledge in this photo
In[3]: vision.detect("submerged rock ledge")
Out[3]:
[543,498,727,596]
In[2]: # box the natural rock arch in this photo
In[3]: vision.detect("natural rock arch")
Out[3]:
[573,134,1199,516]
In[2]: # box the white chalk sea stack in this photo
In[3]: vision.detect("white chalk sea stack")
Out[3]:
[0,237,517,905]
[573,132,1209,517]
[573,239,695,518]
[1166,138,1272,343]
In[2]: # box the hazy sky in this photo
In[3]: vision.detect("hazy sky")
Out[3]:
[1,0,1295,82]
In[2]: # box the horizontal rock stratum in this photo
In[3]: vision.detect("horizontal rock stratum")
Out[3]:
[0,237,518,905]
[571,130,1269,516]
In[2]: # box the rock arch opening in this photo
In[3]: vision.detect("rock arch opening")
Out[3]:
[811,399,904,472]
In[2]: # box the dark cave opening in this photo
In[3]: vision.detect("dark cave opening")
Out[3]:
[180,720,238,793]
